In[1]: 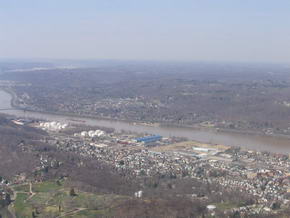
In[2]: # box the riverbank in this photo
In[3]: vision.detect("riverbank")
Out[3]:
[2,89,290,153]
[7,87,288,140]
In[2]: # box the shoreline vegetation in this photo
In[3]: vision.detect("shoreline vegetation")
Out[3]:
[3,88,290,145]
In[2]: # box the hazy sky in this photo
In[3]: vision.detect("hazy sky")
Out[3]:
[1,0,290,63]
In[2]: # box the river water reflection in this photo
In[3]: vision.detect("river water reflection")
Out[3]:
[1,90,290,153]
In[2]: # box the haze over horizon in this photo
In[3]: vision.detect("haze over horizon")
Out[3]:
[1,0,290,63]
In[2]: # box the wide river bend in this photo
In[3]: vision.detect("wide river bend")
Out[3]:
[1,90,290,153]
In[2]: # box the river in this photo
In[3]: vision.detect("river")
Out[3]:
[1,90,290,153]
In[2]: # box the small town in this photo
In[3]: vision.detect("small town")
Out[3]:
[1,118,290,217]
[2,1,290,217]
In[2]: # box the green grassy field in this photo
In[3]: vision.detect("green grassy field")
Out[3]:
[12,180,126,218]
[216,201,240,210]
[32,181,63,193]
[13,184,30,193]
[14,193,33,218]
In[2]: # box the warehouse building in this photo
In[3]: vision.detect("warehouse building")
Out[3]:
[135,135,162,143]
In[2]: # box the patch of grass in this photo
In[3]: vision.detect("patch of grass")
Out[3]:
[44,205,60,213]
[13,184,30,192]
[12,180,125,218]
[29,192,51,205]
[73,192,106,209]
[14,193,33,218]
[72,209,111,218]
[47,191,68,205]
[216,202,239,210]
[32,181,62,193]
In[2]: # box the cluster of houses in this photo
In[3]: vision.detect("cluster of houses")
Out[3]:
[35,122,290,215]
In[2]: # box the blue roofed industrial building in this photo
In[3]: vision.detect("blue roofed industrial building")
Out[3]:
[135,135,162,143]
